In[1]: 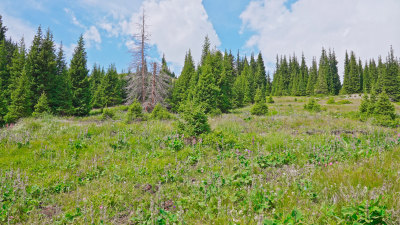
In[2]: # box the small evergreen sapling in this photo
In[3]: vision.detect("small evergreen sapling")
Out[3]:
[126,99,144,122]
[304,98,321,112]
[251,88,268,115]
[178,102,210,137]
[33,92,51,117]
[150,103,172,120]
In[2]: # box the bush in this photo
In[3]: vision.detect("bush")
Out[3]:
[336,100,352,104]
[251,103,268,115]
[359,91,396,127]
[178,102,210,137]
[150,104,172,120]
[326,97,335,104]
[266,96,275,103]
[126,100,144,122]
[304,98,321,112]
[101,108,115,120]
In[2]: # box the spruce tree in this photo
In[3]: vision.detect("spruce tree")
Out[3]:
[69,35,91,116]
[52,43,73,115]
[89,64,104,107]
[8,38,26,94]
[341,51,350,94]
[4,69,32,123]
[0,77,6,125]
[374,91,395,119]
[329,50,341,95]
[297,53,308,96]
[33,92,51,117]
[346,52,361,94]
[170,50,195,111]
[314,49,329,95]
[40,29,58,109]
[217,50,234,112]
[200,36,210,67]
[0,15,6,42]
[381,47,400,101]
[93,64,122,108]
[362,62,370,93]
[306,57,318,95]
[193,54,220,113]
[232,73,249,108]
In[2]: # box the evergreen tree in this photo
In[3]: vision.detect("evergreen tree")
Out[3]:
[232,73,249,108]
[329,50,341,95]
[346,52,361,94]
[25,26,43,107]
[297,53,308,96]
[369,59,378,90]
[314,49,329,95]
[362,62,370,93]
[342,51,350,94]
[217,50,234,112]
[306,57,318,95]
[0,40,9,102]
[374,91,395,119]
[93,64,122,108]
[381,47,400,101]
[90,64,104,108]
[193,54,220,113]
[33,92,51,117]
[170,50,195,111]
[69,35,91,116]
[0,15,6,42]
[4,69,32,123]
[53,43,73,115]
[200,36,210,67]
[358,58,363,92]
[161,54,174,78]
[8,38,26,94]
[0,77,6,125]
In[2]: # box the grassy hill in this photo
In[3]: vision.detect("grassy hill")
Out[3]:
[1,96,400,224]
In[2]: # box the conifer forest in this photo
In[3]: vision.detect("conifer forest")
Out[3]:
[1,5,400,224]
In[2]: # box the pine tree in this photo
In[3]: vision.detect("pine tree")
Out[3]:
[0,77,7,125]
[89,64,104,107]
[346,52,361,94]
[161,54,174,78]
[52,43,73,115]
[374,91,395,119]
[33,92,51,117]
[93,64,122,108]
[329,50,341,95]
[4,69,32,123]
[341,51,350,94]
[0,40,10,102]
[306,57,318,95]
[0,15,6,42]
[314,48,329,95]
[8,38,26,94]
[297,53,308,96]
[217,50,234,112]
[369,59,378,90]
[362,62,370,93]
[193,54,220,113]
[69,35,91,116]
[40,29,58,109]
[25,26,43,107]
[232,73,249,108]
[170,50,195,111]
[200,36,211,67]
[381,47,400,101]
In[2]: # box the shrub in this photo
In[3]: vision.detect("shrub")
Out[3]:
[251,103,268,115]
[266,96,275,103]
[178,102,210,137]
[326,97,335,104]
[150,104,172,120]
[101,108,115,120]
[336,100,352,104]
[304,98,321,112]
[126,100,144,122]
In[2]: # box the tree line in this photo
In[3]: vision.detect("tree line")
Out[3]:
[0,16,127,125]
[1,14,400,125]
[170,36,399,114]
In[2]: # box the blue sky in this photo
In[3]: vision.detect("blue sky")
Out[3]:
[1,0,399,76]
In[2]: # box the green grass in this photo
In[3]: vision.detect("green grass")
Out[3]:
[1,96,400,224]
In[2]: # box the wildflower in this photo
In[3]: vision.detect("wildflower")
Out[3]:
[329,162,333,166]
[9,216,14,219]
[397,133,400,138]
[99,205,103,209]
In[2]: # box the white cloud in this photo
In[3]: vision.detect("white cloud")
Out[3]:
[240,0,400,76]
[94,0,220,71]
[83,26,102,49]
[0,12,36,46]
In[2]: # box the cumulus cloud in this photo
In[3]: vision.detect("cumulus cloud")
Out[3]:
[0,12,36,46]
[240,0,400,76]
[84,26,102,49]
[95,0,220,70]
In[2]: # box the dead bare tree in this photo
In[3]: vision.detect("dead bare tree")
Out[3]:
[126,9,150,104]
[125,10,172,111]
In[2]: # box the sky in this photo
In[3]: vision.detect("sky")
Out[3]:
[0,0,399,77]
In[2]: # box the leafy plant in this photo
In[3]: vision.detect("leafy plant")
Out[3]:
[340,197,389,224]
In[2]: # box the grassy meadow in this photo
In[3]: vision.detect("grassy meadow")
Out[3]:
[1,96,400,224]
